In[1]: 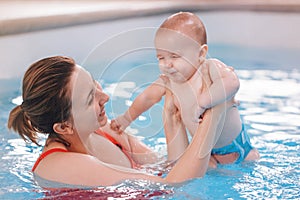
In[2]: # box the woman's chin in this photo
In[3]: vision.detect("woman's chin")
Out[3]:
[99,116,108,127]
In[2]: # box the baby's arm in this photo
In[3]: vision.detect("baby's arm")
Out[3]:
[111,78,166,133]
[197,59,240,112]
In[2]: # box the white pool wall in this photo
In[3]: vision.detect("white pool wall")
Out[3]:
[1,11,300,79]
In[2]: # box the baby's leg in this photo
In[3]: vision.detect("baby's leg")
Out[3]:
[245,148,260,161]
[208,155,217,168]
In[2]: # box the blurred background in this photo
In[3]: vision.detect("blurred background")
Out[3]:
[0,0,299,79]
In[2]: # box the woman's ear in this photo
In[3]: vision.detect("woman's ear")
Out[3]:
[53,122,73,135]
[198,44,208,64]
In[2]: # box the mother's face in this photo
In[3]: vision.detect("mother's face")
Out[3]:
[71,65,109,138]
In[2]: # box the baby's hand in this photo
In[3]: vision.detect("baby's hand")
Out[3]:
[110,114,131,134]
[110,119,123,134]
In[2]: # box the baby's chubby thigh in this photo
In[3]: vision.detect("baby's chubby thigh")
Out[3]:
[214,104,242,149]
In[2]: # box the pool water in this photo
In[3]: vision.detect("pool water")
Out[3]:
[0,43,299,199]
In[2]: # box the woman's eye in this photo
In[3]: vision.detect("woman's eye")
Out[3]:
[88,95,94,105]
[157,56,164,60]
[172,54,180,58]
[88,89,95,106]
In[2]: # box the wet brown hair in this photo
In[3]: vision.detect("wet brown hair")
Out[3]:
[7,56,76,146]
[159,12,207,45]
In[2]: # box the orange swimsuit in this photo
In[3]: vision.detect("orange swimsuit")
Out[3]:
[32,131,137,172]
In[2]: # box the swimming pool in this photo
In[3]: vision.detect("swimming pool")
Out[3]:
[1,11,300,199]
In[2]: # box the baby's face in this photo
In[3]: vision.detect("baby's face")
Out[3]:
[155,28,201,83]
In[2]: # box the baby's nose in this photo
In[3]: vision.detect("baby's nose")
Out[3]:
[163,59,173,68]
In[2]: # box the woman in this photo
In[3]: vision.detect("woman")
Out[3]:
[8,56,226,188]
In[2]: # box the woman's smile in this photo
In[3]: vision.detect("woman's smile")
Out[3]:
[99,109,105,117]
[98,107,107,125]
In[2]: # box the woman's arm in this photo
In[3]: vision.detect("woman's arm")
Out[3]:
[130,102,226,183]
[165,89,227,182]
[162,78,189,162]
[39,101,226,187]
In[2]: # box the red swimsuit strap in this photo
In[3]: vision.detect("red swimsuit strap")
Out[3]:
[95,129,139,168]
[32,148,68,172]
[99,131,123,149]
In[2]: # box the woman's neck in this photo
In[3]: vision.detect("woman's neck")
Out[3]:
[44,135,88,154]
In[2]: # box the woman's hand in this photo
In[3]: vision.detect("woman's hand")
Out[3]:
[161,74,188,162]
[160,75,180,121]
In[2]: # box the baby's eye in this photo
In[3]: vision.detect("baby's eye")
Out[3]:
[157,56,164,60]
[171,54,180,58]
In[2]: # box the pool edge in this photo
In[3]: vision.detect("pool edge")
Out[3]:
[1,0,300,36]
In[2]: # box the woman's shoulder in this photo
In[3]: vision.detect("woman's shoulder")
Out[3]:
[34,149,95,173]
[34,150,119,186]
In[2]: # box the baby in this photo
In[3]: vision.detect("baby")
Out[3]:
[111,12,259,165]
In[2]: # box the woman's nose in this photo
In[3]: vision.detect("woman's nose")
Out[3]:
[95,82,109,105]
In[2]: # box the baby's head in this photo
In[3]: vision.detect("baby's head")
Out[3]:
[159,12,207,46]
[155,12,208,83]
[155,12,208,65]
